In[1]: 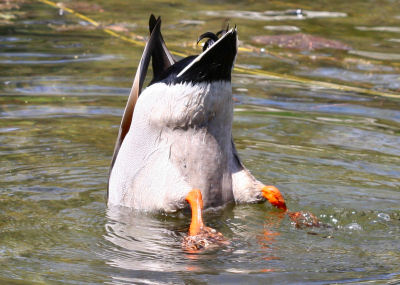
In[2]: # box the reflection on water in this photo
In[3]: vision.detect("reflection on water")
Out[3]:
[356,26,400,33]
[264,25,301,32]
[1,0,400,284]
[104,206,186,273]
[0,52,118,64]
[203,10,347,21]
[301,67,400,90]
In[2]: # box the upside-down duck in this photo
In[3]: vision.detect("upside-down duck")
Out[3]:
[108,15,314,248]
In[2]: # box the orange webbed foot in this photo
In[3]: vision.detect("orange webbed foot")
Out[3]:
[261,185,287,211]
[182,189,228,251]
[261,185,321,228]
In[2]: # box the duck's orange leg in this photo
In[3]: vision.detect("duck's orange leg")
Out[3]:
[185,189,205,236]
[182,189,228,250]
[261,185,287,211]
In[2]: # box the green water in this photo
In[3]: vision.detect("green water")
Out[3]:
[1,0,400,284]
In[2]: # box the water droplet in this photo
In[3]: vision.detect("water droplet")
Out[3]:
[377,213,390,221]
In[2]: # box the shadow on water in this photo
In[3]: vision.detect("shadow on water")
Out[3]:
[0,0,400,284]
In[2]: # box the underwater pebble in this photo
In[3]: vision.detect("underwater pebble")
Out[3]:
[377,213,391,221]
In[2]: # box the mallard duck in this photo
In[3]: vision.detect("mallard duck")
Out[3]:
[107,15,287,241]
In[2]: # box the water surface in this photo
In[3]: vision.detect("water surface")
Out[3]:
[1,0,400,284]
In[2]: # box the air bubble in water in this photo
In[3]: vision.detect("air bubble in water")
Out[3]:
[377,213,390,221]
[346,223,362,231]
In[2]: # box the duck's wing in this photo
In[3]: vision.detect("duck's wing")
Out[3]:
[108,15,175,188]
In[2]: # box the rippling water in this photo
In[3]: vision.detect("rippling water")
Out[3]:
[1,1,400,284]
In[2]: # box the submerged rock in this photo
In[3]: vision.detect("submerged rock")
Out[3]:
[252,33,351,51]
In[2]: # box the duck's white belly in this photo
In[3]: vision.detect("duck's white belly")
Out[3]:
[108,136,190,211]
[108,128,234,211]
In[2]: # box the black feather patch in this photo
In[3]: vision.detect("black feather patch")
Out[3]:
[150,26,237,85]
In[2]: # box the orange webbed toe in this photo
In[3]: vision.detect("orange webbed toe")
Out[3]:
[261,185,287,211]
